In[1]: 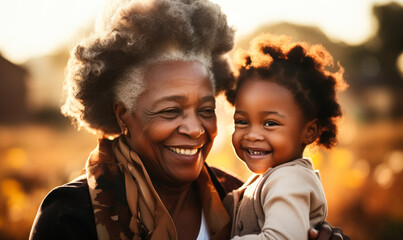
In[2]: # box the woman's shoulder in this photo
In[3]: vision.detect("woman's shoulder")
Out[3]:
[43,175,90,198]
[37,175,93,210]
[30,175,97,240]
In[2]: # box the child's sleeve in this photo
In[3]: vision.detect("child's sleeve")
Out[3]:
[232,165,327,240]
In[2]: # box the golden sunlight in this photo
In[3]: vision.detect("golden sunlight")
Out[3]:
[4,148,27,170]
[374,163,394,188]
[0,179,28,222]
[2,0,402,63]
[397,52,403,78]
[387,150,403,173]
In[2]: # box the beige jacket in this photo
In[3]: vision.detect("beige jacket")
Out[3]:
[224,158,327,240]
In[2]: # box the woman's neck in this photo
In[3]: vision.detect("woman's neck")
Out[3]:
[154,182,194,213]
[155,182,202,240]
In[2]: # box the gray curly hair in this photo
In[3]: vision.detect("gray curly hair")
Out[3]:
[61,0,235,135]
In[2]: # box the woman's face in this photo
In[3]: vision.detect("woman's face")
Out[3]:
[120,60,217,186]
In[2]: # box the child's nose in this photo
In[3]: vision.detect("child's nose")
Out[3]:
[244,126,264,141]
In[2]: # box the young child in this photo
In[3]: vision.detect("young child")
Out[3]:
[224,34,348,240]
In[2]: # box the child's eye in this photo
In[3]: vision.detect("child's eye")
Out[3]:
[234,119,248,125]
[263,120,279,127]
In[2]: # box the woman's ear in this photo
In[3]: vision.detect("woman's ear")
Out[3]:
[113,101,128,130]
[304,119,319,145]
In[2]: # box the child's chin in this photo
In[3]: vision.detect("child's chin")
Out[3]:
[245,163,269,174]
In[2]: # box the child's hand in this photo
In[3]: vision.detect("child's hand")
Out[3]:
[308,222,350,240]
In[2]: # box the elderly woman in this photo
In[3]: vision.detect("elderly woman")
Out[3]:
[30,0,348,239]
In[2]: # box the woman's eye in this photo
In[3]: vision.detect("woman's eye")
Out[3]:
[160,108,181,118]
[264,120,279,127]
[199,107,216,118]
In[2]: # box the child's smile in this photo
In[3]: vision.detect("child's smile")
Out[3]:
[242,145,272,159]
[245,149,272,156]
[242,147,273,169]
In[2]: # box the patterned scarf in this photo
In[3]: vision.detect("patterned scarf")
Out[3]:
[86,137,230,240]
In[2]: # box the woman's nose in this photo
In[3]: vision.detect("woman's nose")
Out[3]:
[178,113,205,139]
[244,126,264,141]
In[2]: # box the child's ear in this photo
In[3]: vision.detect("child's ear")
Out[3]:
[304,119,319,145]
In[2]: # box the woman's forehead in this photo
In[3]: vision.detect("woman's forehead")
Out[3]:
[135,61,215,104]
[143,60,211,87]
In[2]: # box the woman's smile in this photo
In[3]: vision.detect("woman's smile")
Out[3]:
[166,146,201,156]
[164,146,202,165]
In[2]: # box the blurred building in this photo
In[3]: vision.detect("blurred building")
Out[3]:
[0,55,29,123]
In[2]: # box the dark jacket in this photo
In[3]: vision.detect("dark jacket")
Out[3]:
[30,165,243,240]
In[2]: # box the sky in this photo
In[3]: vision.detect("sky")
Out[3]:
[0,0,402,64]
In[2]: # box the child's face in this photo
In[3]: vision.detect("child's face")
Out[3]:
[232,77,309,174]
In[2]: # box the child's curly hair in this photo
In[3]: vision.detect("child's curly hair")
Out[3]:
[226,34,348,149]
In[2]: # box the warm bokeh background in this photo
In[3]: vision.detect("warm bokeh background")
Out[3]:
[1,0,403,239]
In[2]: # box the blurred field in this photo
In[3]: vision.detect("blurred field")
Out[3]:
[0,124,97,239]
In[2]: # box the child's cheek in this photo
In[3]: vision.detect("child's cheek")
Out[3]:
[232,130,242,158]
